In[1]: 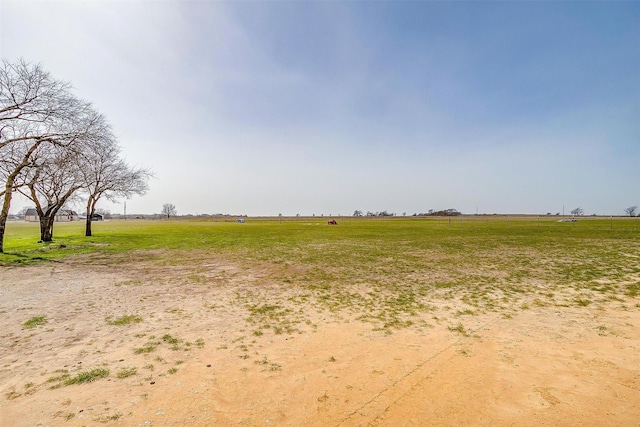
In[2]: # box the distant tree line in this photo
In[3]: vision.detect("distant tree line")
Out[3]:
[0,59,152,252]
[571,206,638,217]
[353,206,639,218]
[413,209,462,217]
[353,209,461,217]
[571,207,584,216]
[352,210,396,217]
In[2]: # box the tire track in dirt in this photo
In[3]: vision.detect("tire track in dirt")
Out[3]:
[336,317,499,427]
[355,308,640,427]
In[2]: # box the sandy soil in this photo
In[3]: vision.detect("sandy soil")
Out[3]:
[1,254,639,426]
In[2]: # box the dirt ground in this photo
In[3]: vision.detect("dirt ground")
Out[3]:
[1,254,639,426]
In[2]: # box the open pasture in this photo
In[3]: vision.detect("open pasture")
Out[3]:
[1,217,639,426]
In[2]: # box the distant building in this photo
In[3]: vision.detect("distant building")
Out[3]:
[24,209,38,222]
[24,208,79,222]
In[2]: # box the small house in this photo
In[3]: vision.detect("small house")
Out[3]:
[24,208,79,222]
[91,213,104,221]
[55,209,79,222]
[24,208,39,222]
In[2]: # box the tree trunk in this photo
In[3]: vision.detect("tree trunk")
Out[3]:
[0,190,13,253]
[85,199,93,237]
[39,216,55,242]
[28,180,80,243]
[0,139,44,253]
[85,217,92,237]
[0,177,16,253]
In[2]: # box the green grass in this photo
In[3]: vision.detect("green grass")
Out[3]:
[1,217,638,262]
[63,368,109,385]
[3,217,639,331]
[162,334,179,344]
[0,216,637,266]
[106,315,142,325]
[134,342,159,354]
[93,412,122,423]
[448,322,470,336]
[116,367,137,379]
[23,316,47,329]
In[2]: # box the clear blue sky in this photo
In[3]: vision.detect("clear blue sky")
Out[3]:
[2,1,639,216]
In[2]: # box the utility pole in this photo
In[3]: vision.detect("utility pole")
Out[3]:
[124,201,127,221]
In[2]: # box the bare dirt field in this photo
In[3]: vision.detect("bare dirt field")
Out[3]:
[1,253,639,426]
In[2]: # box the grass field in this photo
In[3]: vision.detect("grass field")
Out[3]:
[4,215,639,262]
[3,216,639,327]
[2,216,639,425]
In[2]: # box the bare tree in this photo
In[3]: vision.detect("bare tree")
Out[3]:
[570,207,584,216]
[353,210,363,217]
[161,203,176,218]
[78,134,151,236]
[0,59,98,251]
[20,145,85,241]
[624,206,638,217]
